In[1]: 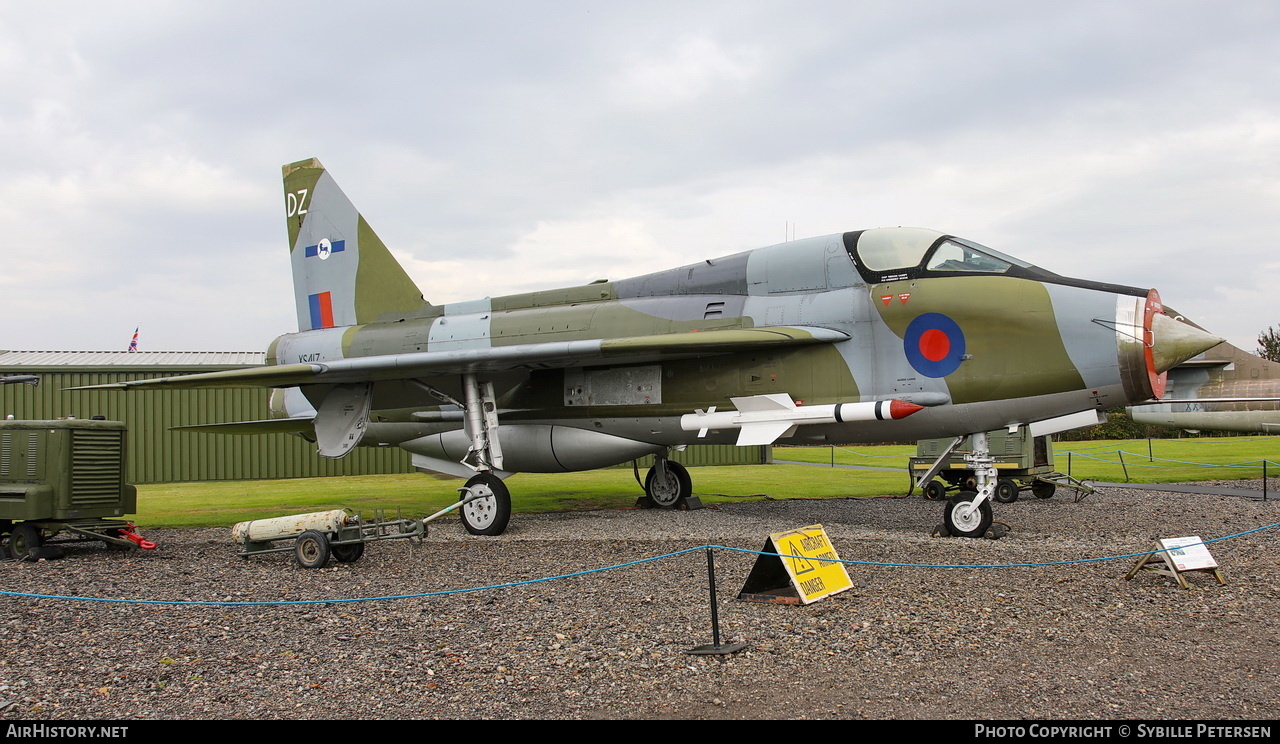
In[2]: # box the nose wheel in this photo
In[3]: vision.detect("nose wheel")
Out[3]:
[941,430,998,538]
[944,492,993,538]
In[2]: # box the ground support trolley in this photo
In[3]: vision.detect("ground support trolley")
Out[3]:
[909,429,1094,503]
[229,498,506,568]
[0,418,157,560]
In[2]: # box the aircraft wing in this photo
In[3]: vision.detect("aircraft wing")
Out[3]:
[1134,397,1280,404]
[69,326,849,391]
[172,416,317,434]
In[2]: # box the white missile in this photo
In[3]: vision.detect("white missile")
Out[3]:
[680,393,926,446]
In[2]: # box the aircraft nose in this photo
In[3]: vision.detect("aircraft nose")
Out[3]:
[1149,312,1222,373]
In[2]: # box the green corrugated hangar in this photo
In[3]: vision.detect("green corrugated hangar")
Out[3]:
[0,351,766,484]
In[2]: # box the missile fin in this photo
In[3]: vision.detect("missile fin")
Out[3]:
[730,393,796,413]
[736,422,796,446]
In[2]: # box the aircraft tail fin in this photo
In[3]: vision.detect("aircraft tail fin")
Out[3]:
[282,158,429,331]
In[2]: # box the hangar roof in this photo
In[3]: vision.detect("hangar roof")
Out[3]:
[0,350,265,371]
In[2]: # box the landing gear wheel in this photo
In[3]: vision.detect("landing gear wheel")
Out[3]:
[943,492,993,539]
[922,479,948,500]
[331,542,365,563]
[460,472,511,536]
[1032,481,1057,499]
[644,461,692,508]
[295,530,331,569]
[7,523,41,560]
[994,478,1020,504]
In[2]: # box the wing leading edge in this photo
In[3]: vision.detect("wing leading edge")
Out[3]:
[69,326,850,391]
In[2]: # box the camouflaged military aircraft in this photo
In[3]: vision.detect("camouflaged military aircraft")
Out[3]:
[1128,334,1280,433]
[84,158,1224,538]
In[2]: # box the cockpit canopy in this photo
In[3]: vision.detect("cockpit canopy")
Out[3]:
[842,226,1146,297]
[848,227,1030,281]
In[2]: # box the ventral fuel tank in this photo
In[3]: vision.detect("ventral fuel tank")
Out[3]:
[231,509,356,545]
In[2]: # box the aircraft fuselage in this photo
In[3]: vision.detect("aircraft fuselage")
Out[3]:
[268,228,1177,469]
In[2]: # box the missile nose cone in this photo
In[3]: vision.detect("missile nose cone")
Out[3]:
[1149,313,1223,373]
[888,400,925,419]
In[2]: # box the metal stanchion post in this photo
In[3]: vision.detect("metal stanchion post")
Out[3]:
[687,548,748,655]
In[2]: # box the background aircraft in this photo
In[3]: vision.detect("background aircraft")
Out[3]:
[1128,333,1280,433]
[82,159,1222,538]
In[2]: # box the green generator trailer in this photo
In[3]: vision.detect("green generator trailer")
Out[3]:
[0,419,155,559]
[909,427,1093,502]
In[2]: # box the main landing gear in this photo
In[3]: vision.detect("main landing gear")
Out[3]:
[643,458,693,508]
[450,372,513,537]
[459,472,512,536]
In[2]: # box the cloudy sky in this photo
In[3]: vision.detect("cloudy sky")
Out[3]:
[3,1,1278,353]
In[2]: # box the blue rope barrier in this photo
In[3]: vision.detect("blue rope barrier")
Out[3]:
[3,521,1277,607]
[0,547,708,607]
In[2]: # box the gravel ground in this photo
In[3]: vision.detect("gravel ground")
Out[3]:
[1,480,1278,721]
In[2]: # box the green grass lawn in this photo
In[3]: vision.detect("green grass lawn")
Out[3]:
[132,437,1279,529]
[1053,437,1280,483]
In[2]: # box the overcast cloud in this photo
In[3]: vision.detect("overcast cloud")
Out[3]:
[2,1,1277,352]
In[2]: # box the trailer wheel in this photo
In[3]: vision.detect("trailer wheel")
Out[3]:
[332,542,365,563]
[1032,481,1057,499]
[7,523,42,560]
[922,479,947,500]
[994,478,1020,503]
[295,530,331,569]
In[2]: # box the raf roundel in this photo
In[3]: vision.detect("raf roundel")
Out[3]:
[904,313,966,378]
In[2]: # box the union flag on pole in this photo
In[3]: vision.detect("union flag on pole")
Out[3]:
[128,326,139,352]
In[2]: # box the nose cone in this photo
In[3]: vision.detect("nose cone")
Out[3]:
[1150,313,1223,373]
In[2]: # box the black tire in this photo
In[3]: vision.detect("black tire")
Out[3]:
[922,479,948,501]
[331,542,365,563]
[295,530,331,569]
[994,478,1020,504]
[644,461,692,508]
[1032,481,1057,499]
[7,523,42,560]
[26,545,64,561]
[943,492,993,539]
[460,472,512,536]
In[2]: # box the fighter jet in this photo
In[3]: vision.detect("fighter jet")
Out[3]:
[81,158,1222,537]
